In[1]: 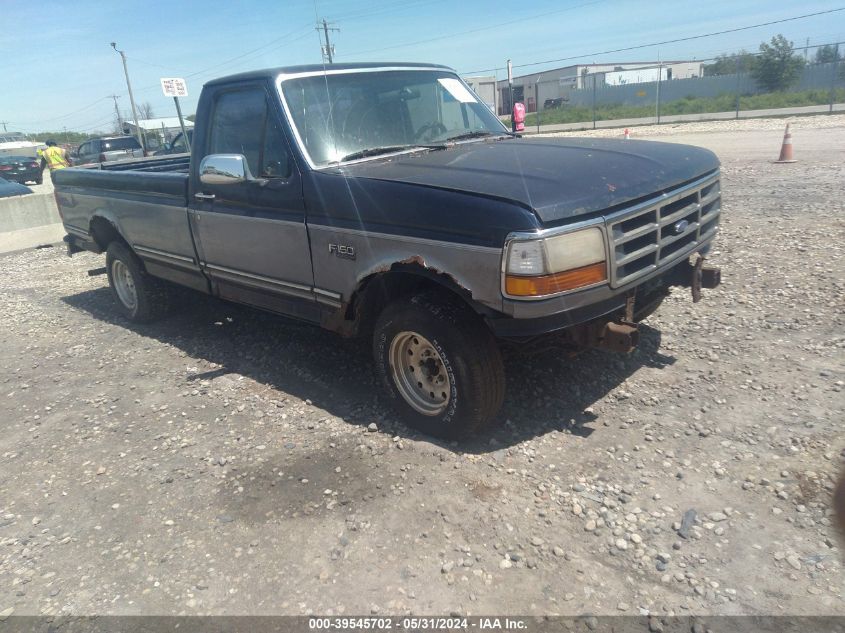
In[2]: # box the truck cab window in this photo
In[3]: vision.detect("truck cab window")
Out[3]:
[209,88,289,179]
[261,118,290,178]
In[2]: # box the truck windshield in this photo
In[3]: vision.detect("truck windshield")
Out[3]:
[279,69,509,166]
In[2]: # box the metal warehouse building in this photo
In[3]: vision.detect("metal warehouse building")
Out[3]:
[483,61,704,114]
[463,75,498,113]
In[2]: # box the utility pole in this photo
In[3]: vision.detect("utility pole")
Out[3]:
[507,59,514,132]
[0,121,7,132]
[805,37,810,62]
[109,94,122,133]
[830,44,840,114]
[110,42,145,151]
[655,55,662,124]
[734,57,741,119]
[317,19,339,63]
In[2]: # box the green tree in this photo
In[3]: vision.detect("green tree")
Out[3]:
[28,131,99,144]
[814,44,841,64]
[751,35,805,91]
[703,51,756,76]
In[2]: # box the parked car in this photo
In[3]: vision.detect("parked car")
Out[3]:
[0,176,33,198]
[55,62,722,439]
[543,97,567,109]
[0,155,42,185]
[73,136,144,166]
[153,130,193,156]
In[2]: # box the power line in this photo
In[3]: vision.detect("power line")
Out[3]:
[125,56,175,70]
[463,6,845,74]
[128,25,315,96]
[119,0,440,84]
[180,23,314,79]
[344,0,605,57]
[560,40,845,73]
[8,97,111,125]
[331,0,449,23]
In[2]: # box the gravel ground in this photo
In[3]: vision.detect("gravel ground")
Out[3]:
[0,120,843,618]
[537,112,845,139]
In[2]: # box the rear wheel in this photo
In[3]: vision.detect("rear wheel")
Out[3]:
[373,291,505,439]
[105,242,170,322]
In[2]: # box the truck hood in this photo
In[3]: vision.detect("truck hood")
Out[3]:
[337,137,720,224]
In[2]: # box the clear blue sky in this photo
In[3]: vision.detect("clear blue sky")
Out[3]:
[2,0,843,133]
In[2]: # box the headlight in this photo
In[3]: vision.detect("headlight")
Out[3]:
[504,227,607,297]
[506,240,544,275]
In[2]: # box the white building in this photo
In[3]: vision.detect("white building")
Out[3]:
[463,75,498,113]
[492,61,704,114]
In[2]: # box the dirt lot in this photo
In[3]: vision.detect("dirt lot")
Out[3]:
[0,118,843,619]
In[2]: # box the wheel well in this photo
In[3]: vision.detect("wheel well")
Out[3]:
[342,267,482,338]
[89,216,127,252]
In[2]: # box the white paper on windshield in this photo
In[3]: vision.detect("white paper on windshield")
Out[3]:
[437,78,476,103]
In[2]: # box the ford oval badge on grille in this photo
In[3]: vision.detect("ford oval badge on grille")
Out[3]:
[673,219,689,235]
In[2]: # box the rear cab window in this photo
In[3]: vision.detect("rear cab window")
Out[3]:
[102,138,141,151]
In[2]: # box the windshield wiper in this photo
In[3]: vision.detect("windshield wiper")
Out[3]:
[443,130,503,142]
[336,144,445,163]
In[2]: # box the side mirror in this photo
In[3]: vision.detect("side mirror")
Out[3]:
[199,154,252,185]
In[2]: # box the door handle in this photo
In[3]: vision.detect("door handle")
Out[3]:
[194,193,216,201]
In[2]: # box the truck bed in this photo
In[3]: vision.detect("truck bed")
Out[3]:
[54,154,190,201]
[54,153,197,286]
[96,153,191,173]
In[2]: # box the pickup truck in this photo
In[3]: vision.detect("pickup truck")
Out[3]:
[73,136,145,166]
[55,62,722,439]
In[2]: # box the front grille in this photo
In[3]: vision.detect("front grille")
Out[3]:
[606,173,721,287]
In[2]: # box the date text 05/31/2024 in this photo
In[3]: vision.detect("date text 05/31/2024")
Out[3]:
[308,617,528,630]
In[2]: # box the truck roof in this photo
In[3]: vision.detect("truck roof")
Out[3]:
[205,62,453,87]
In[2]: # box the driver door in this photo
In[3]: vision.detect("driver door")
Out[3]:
[188,84,316,317]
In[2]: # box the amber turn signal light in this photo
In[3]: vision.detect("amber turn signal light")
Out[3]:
[505,261,607,297]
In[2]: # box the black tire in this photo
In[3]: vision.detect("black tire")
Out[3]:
[35,175,43,185]
[105,242,170,322]
[373,291,505,439]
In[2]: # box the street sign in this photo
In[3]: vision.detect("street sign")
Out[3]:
[160,78,191,152]
[160,77,188,98]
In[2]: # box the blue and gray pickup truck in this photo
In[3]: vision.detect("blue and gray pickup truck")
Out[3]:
[55,62,722,438]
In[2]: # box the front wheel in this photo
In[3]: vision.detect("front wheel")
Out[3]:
[373,291,505,439]
[105,242,171,322]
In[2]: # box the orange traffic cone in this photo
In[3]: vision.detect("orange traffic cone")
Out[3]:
[623,128,630,139]
[774,124,797,163]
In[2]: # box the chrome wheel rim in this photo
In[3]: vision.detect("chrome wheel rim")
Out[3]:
[111,259,138,311]
[388,331,451,416]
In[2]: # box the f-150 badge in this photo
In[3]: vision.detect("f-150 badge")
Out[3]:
[329,243,356,260]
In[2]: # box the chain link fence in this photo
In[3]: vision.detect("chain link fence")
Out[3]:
[523,59,844,131]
